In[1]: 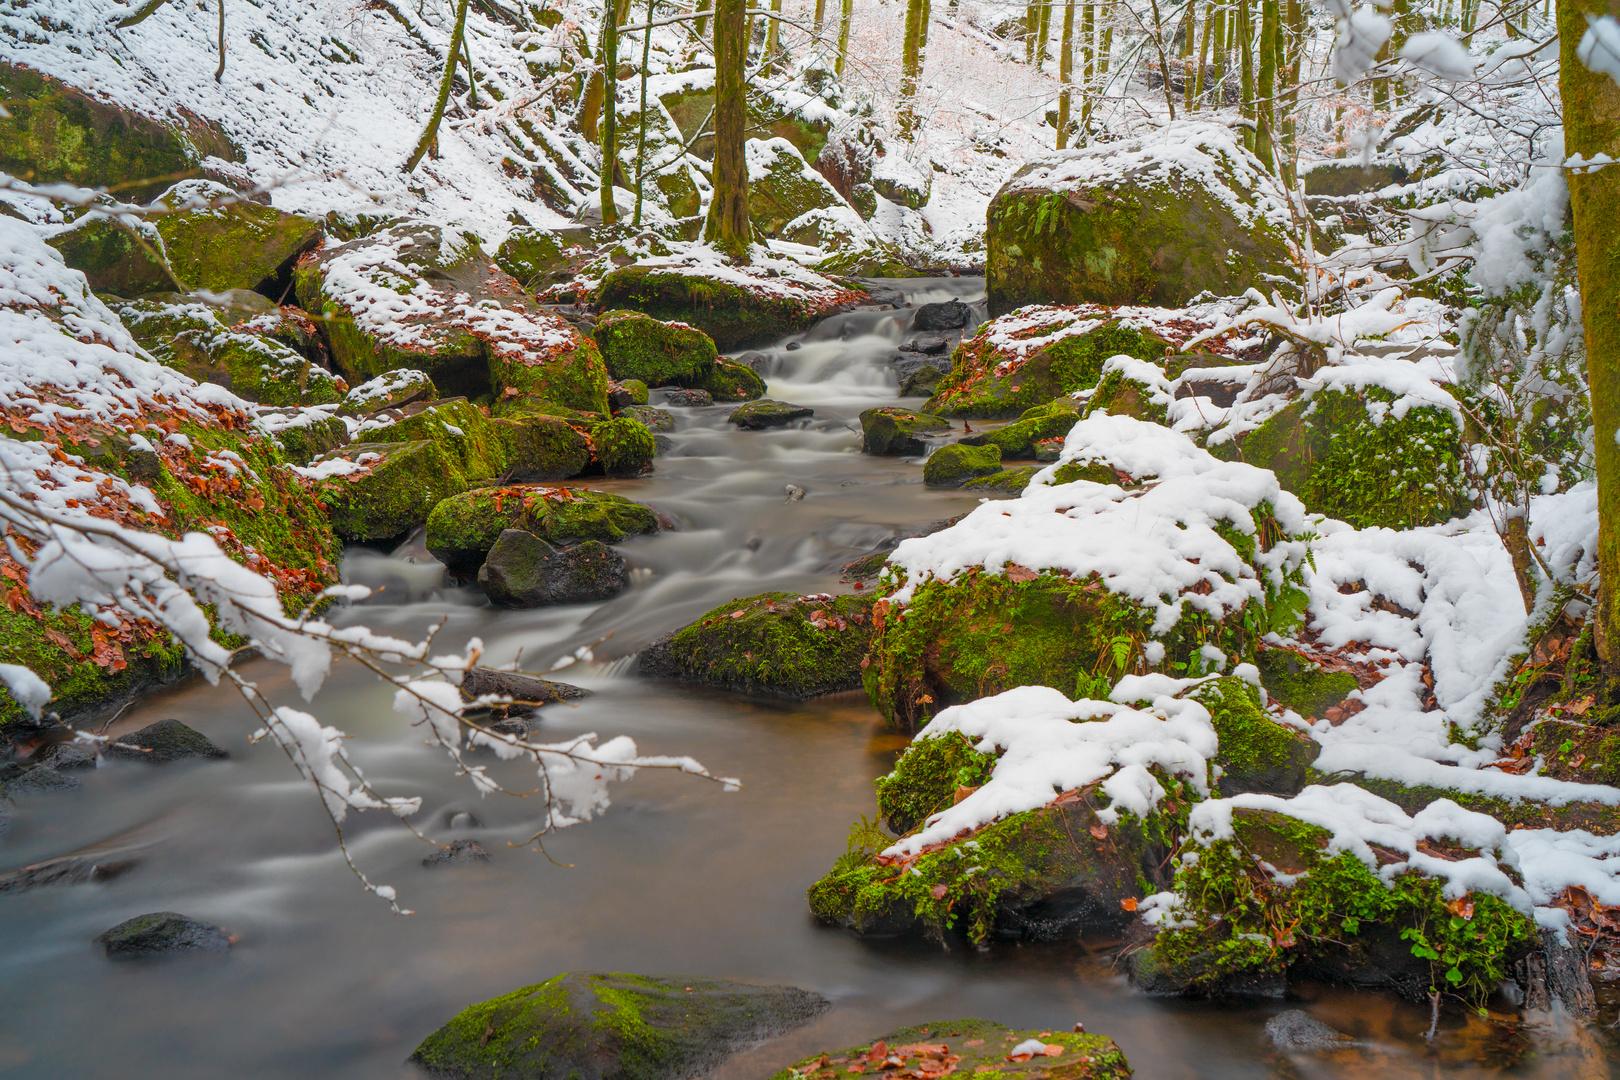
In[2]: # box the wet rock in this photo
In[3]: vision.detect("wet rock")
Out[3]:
[661,388,714,407]
[461,668,591,711]
[912,300,973,332]
[639,591,876,699]
[478,531,630,607]
[104,719,227,763]
[410,971,829,1080]
[960,399,1080,460]
[770,1019,1131,1080]
[728,399,814,429]
[607,380,649,409]
[963,466,1038,495]
[492,415,593,482]
[32,741,98,771]
[0,762,80,796]
[341,369,437,415]
[422,839,491,868]
[1263,1010,1357,1052]
[617,404,674,432]
[0,828,146,894]
[840,515,967,582]
[899,365,947,398]
[425,485,660,573]
[860,407,951,456]
[899,333,954,355]
[315,440,470,542]
[736,350,773,373]
[588,416,657,476]
[689,358,768,402]
[593,310,719,386]
[923,443,1002,488]
[99,912,230,959]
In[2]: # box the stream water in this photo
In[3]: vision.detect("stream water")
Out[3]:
[0,278,1614,1079]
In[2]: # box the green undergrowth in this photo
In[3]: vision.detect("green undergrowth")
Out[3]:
[875,730,998,834]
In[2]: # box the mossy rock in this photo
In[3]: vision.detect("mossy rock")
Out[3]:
[638,591,876,699]
[927,322,1171,419]
[424,485,660,572]
[746,137,844,239]
[409,971,829,1080]
[99,912,230,958]
[1085,358,1172,424]
[340,369,437,415]
[616,405,673,432]
[494,226,580,288]
[924,444,1001,488]
[104,718,227,762]
[689,358,766,402]
[876,730,998,835]
[985,130,1294,315]
[809,793,1179,944]
[612,379,650,407]
[1140,805,1538,1002]
[316,440,470,542]
[1185,677,1319,796]
[363,399,506,482]
[46,217,172,297]
[1256,648,1358,720]
[150,181,322,294]
[0,63,237,201]
[899,364,946,398]
[959,399,1079,459]
[595,265,861,350]
[1318,770,1620,835]
[1218,386,1470,529]
[270,412,349,465]
[491,415,592,481]
[588,417,656,475]
[728,399,813,429]
[592,309,719,385]
[478,532,629,608]
[963,466,1037,495]
[488,329,612,419]
[767,1020,1131,1080]
[860,407,950,455]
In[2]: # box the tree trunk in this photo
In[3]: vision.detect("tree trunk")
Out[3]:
[920,0,932,50]
[1180,8,1194,112]
[1238,0,1253,149]
[1147,0,1176,119]
[836,0,854,74]
[405,0,473,172]
[1561,0,1620,679]
[814,0,826,35]
[695,0,711,37]
[705,0,752,258]
[1279,0,1301,176]
[899,0,926,138]
[1036,0,1053,64]
[1195,0,1212,106]
[1210,0,1225,102]
[1078,1,1095,138]
[1254,0,1276,171]
[633,0,655,226]
[766,0,782,64]
[1057,0,1075,147]
[599,2,620,224]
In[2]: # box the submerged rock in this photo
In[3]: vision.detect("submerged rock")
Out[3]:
[767,1019,1131,1080]
[409,971,829,1080]
[422,839,491,868]
[638,592,876,699]
[425,486,660,573]
[728,399,813,429]
[860,407,950,455]
[105,719,227,763]
[1263,1010,1358,1052]
[923,444,1001,488]
[478,531,630,607]
[99,912,230,959]
[661,388,713,407]
[32,741,98,772]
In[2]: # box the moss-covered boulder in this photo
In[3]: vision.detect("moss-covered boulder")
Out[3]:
[409,971,829,1080]
[595,262,867,350]
[341,369,436,415]
[478,532,629,607]
[494,226,588,289]
[638,592,875,699]
[360,398,505,482]
[0,63,237,201]
[264,409,349,465]
[297,221,609,413]
[617,404,674,432]
[860,407,950,455]
[587,416,656,475]
[959,399,1079,459]
[689,357,767,402]
[1256,647,1359,721]
[728,399,813,429]
[927,312,1173,419]
[492,415,592,481]
[962,466,1037,495]
[1085,355,1173,424]
[1185,677,1319,796]
[314,440,469,542]
[425,485,661,572]
[985,120,1294,315]
[609,380,650,409]
[1134,794,1539,1002]
[768,1020,1131,1080]
[746,137,845,238]
[923,444,1001,488]
[151,181,322,293]
[1214,383,1470,529]
[592,309,719,385]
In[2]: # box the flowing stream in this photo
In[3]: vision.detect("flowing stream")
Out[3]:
[0,278,1612,1079]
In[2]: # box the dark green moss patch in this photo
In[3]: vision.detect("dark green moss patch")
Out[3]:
[927,320,1170,419]
[595,265,866,350]
[425,485,660,572]
[924,444,1001,488]
[592,309,718,385]
[1256,648,1358,720]
[1185,677,1318,796]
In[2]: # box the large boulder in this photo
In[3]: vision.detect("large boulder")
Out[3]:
[638,592,876,699]
[296,221,609,413]
[860,407,950,455]
[311,440,469,542]
[359,399,507,482]
[493,414,593,481]
[425,485,661,573]
[478,531,630,607]
[409,971,828,1080]
[985,121,1294,315]
[769,1020,1131,1080]
[922,443,1001,487]
[746,137,846,238]
[959,398,1079,459]
[592,310,718,385]
[595,261,868,350]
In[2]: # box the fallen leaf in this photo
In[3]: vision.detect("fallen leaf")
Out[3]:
[930,884,949,900]
[1088,823,1107,840]
[1005,563,1038,583]
[731,610,746,619]
[1447,895,1475,920]
[1119,897,1138,912]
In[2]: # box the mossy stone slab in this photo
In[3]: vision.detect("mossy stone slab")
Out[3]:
[425,486,660,572]
[766,1019,1131,1080]
[409,971,829,1080]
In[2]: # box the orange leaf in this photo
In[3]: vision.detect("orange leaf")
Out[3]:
[1088,823,1108,840]
[1119,897,1138,912]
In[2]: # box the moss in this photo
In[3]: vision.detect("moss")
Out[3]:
[963,467,1037,495]
[593,309,719,385]
[746,139,842,238]
[875,730,998,834]
[924,444,1002,488]
[365,399,506,481]
[317,440,470,542]
[1229,387,1471,530]
[728,399,813,428]
[860,407,951,455]
[150,183,321,293]
[639,591,875,699]
[1149,807,1538,1003]
[1313,770,1620,835]
[494,226,577,288]
[1086,362,1170,424]
[589,417,656,475]
[46,218,172,297]
[490,333,613,418]
[1525,719,1620,786]
[616,404,673,432]
[1050,461,1119,486]
[1184,676,1319,796]
[689,358,767,402]
[767,1021,1132,1080]
[615,379,650,406]
[491,415,593,480]
[927,321,1170,419]
[1256,648,1358,719]
[960,399,1080,459]
[273,413,349,465]
[595,264,863,350]
[424,485,660,572]
[0,603,187,732]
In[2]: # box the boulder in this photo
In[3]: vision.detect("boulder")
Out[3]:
[296,221,609,412]
[0,762,80,796]
[358,399,507,482]
[985,121,1294,315]
[899,364,947,398]
[588,416,657,475]
[104,719,227,763]
[639,592,876,699]
[425,486,660,573]
[871,152,932,209]
[492,414,593,481]
[768,1020,1131,1080]
[962,466,1036,495]
[264,409,349,465]
[616,405,674,432]
[859,407,950,455]
[959,399,1079,459]
[912,300,973,331]
[422,839,491,867]
[813,121,878,216]
[661,388,713,407]
[595,262,867,350]
[341,369,437,415]
[688,358,766,402]
[411,972,828,1080]
[478,531,630,607]
[728,399,813,429]
[32,741,97,771]
[592,310,719,386]
[746,137,846,239]
[923,444,1001,488]
[1085,355,1174,424]
[608,380,650,409]
[314,440,469,542]
[99,912,230,959]
[494,226,587,288]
